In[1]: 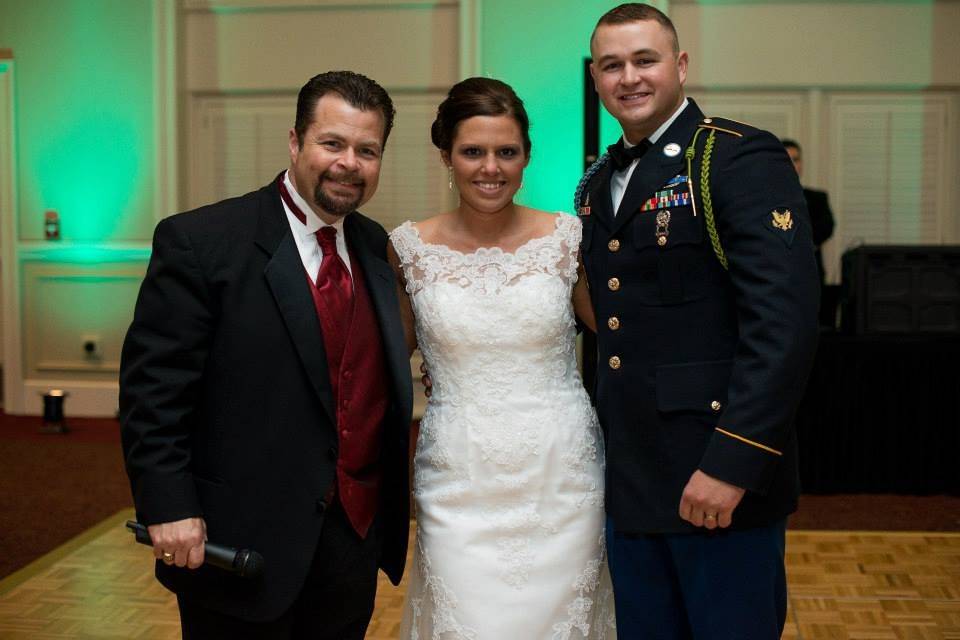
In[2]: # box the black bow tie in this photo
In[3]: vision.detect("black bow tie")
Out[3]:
[607,138,652,172]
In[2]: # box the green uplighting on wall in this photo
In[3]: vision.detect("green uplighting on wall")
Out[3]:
[0,0,157,243]
[478,1,668,215]
[33,108,143,240]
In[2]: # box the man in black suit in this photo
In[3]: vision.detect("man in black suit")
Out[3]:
[782,138,836,285]
[578,4,819,638]
[120,71,412,639]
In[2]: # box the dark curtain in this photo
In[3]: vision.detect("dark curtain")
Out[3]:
[796,333,960,494]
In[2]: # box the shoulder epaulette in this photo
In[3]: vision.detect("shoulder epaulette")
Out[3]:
[696,117,745,138]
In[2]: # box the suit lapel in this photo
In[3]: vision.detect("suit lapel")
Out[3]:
[256,178,337,425]
[610,101,705,237]
[345,215,413,425]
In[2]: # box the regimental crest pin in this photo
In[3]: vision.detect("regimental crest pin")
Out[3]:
[771,209,793,231]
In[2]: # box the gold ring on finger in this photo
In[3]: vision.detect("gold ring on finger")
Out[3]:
[162,552,174,561]
[704,514,717,521]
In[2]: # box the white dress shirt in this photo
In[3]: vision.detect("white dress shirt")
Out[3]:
[610,97,690,215]
[281,170,353,283]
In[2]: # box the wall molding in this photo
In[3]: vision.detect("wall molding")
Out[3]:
[459,0,481,79]
[154,0,179,220]
[35,361,121,373]
[183,0,457,11]
[16,243,152,263]
[1,55,21,411]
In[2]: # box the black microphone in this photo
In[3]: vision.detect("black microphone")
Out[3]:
[125,520,264,579]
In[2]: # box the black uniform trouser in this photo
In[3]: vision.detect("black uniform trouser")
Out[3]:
[178,501,381,640]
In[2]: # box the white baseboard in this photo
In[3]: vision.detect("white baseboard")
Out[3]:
[14,379,118,417]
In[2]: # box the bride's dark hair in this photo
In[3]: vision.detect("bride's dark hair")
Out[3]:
[431,77,531,156]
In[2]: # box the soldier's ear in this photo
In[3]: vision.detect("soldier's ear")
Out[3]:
[677,51,689,85]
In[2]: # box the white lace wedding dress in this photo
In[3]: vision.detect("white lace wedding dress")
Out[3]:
[390,214,616,640]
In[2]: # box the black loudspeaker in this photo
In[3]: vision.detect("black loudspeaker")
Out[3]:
[840,245,960,334]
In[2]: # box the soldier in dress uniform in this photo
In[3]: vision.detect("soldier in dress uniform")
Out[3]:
[577,5,820,639]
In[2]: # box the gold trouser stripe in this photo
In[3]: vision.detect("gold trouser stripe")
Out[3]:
[715,428,782,456]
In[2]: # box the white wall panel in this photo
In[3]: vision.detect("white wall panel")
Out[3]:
[184,4,459,92]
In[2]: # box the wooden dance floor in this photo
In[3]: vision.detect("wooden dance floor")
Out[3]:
[1,509,958,639]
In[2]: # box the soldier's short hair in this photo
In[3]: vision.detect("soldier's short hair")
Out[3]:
[591,3,680,56]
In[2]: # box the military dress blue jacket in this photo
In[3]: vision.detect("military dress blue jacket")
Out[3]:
[577,99,820,533]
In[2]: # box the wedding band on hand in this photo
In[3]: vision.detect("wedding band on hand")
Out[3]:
[162,552,174,562]
[704,514,717,521]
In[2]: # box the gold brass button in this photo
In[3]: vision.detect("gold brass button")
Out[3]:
[657,236,667,247]
[608,356,621,370]
[608,277,620,291]
[607,316,620,331]
[608,238,621,252]
[710,400,722,412]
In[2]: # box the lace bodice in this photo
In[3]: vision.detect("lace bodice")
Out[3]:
[390,214,585,409]
[391,214,615,639]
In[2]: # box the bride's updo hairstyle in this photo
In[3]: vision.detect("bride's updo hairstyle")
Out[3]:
[431,77,532,157]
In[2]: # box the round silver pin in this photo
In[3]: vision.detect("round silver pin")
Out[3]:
[663,142,682,157]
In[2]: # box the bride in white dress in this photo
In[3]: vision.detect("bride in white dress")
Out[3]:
[388,78,616,639]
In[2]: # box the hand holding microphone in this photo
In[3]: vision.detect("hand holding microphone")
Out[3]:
[126,519,264,579]
[142,517,206,569]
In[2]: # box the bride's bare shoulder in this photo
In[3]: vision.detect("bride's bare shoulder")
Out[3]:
[409,211,456,244]
[521,207,565,235]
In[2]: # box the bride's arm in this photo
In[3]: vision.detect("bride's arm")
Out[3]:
[386,241,418,357]
[572,251,596,333]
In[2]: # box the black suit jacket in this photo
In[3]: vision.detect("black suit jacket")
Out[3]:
[803,187,835,283]
[578,100,820,533]
[119,176,412,621]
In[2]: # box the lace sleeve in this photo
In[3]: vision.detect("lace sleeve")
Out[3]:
[554,214,582,285]
[388,222,423,295]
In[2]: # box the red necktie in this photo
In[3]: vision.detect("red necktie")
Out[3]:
[277,175,355,322]
[315,226,354,334]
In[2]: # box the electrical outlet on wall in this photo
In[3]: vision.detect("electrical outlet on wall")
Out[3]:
[81,334,101,360]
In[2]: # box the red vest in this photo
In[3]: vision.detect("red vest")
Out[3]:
[306,251,389,538]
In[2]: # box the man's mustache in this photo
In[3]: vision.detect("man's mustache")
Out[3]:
[321,170,365,190]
